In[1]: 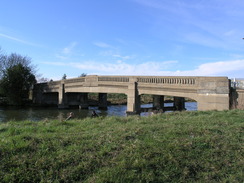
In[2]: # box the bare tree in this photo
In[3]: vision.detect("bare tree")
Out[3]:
[0,52,36,77]
[0,47,7,79]
[62,74,67,80]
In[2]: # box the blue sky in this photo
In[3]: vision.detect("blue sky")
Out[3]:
[0,0,244,80]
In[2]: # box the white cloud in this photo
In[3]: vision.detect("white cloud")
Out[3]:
[55,42,78,60]
[165,60,244,77]
[55,54,69,60]
[42,59,244,78]
[62,42,77,54]
[112,54,133,60]
[194,60,244,75]
[42,61,67,66]
[93,42,112,48]
[0,32,41,47]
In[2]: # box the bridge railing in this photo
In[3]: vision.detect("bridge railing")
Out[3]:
[136,76,196,85]
[98,76,129,82]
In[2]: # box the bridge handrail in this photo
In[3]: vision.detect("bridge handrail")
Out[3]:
[136,77,196,85]
[98,76,129,82]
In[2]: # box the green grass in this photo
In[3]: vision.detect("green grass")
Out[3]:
[0,110,243,182]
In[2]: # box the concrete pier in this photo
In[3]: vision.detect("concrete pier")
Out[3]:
[174,97,185,111]
[98,93,108,109]
[153,95,164,110]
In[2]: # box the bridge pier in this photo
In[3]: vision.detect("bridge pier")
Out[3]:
[126,80,141,114]
[174,97,185,111]
[153,95,164,110]
[58,82,68,108]
[79,93,89,109]
[98,93,108,109]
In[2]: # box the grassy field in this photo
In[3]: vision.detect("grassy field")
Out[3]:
[0,110,243,182]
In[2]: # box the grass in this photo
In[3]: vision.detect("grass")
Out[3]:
[0,110,243,182]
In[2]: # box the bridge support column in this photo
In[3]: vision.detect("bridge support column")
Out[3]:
[153,95,164,110]
[174,97,185,111]
[99,93,108,109]
[126,80,141,114]
[58,81,68,108]
[79,93,88,109]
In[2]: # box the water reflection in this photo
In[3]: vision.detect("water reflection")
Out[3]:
[0,102,197,122]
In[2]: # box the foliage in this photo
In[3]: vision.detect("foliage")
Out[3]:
[0,53,35,77]
[0,110,243,182]
[1,64,36,105]
[37,77,49,83]
[62,74,67,80]
[79,73,87,77]
[0,52,36,105]
[0,47,7,79]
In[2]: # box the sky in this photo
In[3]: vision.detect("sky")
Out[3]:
[0,0,244,80]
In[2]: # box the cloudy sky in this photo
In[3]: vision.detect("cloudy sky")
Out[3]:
[0,0,244,80]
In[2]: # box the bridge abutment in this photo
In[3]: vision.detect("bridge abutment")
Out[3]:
[196,77,230,111]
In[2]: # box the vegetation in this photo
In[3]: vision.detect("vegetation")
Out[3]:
[0,49,36,105]
[0,110,243,182]
[62,74,67,80]
[79,73,87,77]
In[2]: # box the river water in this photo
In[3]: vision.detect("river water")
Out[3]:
[0,102,197,122]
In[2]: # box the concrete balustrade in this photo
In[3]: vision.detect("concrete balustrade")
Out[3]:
[32,75,231,113]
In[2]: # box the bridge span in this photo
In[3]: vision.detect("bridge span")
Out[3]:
[33,75,230,113]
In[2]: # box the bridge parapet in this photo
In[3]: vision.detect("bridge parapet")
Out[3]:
[98,76,129,82]
[64,78,85,84]
[136,76,196,85]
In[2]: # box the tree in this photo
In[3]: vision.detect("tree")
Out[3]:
[79,73,87,77]
[0,53,36,105]
[0,47,7,79]
[1,63,36,105]
[37,77,49,83]
[62,74,67,80]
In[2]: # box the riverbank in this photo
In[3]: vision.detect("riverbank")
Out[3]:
[0,110,243,182]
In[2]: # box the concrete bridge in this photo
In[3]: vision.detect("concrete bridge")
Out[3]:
[32,75,230,113]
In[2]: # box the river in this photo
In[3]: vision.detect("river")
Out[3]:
[0,102,197,122]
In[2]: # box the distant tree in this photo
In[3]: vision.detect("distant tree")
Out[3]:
[37,77,49,83]
[1,53,35,74]
[0,63,36,105]
[79,73,87,77]
[0,52,36,105]
[62,74,67,80]
[0,47,7,79]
